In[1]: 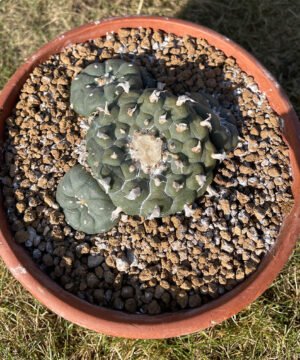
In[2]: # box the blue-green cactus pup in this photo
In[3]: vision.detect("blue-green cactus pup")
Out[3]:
[86,88,237,219]
[56,165,119,234]
[70,59,156,116]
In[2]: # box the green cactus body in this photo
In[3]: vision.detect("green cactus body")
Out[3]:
[70,59,156,116]
[85,88,234,219]
[57,60,239,233]
[56,165,119,234]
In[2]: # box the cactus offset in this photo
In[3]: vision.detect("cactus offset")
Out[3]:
[70,59,156,116]
[56,165,118,234]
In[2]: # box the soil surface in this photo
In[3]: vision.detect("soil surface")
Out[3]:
[1,28,294,314]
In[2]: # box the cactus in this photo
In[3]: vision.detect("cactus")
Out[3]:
[86,87,237,219]
[70,59,156,116]
[56,60,238,233]
[56,165,119,234]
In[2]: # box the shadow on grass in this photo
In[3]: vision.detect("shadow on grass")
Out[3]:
[177,0,300,113]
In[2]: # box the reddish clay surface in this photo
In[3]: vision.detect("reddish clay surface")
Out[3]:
[0,16,299,339]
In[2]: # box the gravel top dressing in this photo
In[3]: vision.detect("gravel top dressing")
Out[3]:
[1,28,294,314]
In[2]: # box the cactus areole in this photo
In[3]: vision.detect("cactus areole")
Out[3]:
[56,59,239,234]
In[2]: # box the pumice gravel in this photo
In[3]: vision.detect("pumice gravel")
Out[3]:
[0,27,293,314]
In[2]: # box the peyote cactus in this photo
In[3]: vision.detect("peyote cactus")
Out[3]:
[56,165,118,234]
[57,59,238,233]
[86,87,238,219]
[70,59,156,116]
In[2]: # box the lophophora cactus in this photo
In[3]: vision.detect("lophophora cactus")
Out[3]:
[56,59,238,233]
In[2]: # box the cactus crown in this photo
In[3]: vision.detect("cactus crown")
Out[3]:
[56,59,238,233]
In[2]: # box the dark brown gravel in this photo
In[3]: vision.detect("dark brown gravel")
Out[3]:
[0,27,294,314]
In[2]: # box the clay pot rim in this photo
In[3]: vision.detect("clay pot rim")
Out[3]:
[0,16,299,339]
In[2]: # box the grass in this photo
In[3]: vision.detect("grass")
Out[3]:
[0,0,299,358]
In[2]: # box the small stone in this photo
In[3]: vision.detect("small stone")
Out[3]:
[118,28,131,37]
[206,78,216,88]
[236,191,250,204]
[139,269,153,282]
[113,297,124,310]
[161,291,171,305]
[104,270,114,284]
[42,254,54,267]
[15,230,29,244]
[86,273,99,288]
[75,243,90,256]
[121,286,134,299]
[218,199,230,216]
[79,281,87,291]
[115,257,130,272]
[125,298,137,313]
[37,177,48,189]
[267,166,280,177]
[236,268,245,281]
[208,283,219,297]
[65,282,74,290]
[240,165,253,175]
[16,202,26,214]
[176,290,188,309]
[188,294,202,308]
[105,289,112,302]
[105,255,115,268]
[154,285,164,299]
[160,280,170,290]
[93,288,105,302]
[88,255,104,268]
[143,290,153,304]
[95,266,104,279]
[244,261,256,276]
[220,230,231,241]
[253,207,266,221]
[32,249,42,259]
[61,256,73,267]
[147,300,161,314]
[171,216,181,228]
[23,209,36,223]
[43,194,59,209]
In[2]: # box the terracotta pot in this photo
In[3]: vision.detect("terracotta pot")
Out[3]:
[0,16,299,339]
